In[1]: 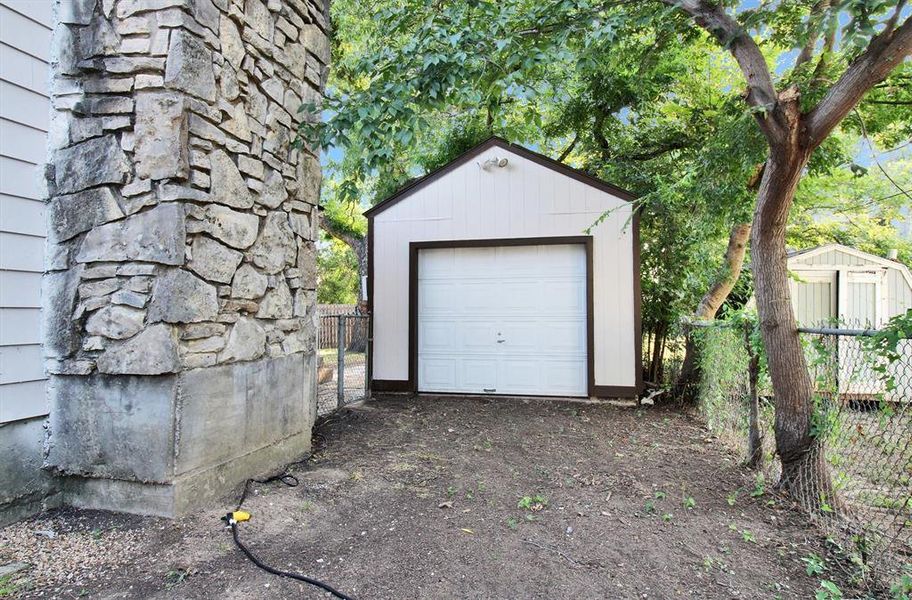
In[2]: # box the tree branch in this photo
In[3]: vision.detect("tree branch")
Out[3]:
[795,0,832,70]
[557,133,579,163]
[661,0,781,141]
[806,15,912,145]
[320,212,365,249]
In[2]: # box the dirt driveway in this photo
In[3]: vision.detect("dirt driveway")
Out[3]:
[2,396,831,599]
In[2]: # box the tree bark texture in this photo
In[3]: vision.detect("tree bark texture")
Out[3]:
[744,324,763,469]
[750,140,825,500]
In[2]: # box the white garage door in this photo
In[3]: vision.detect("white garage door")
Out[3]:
[418,244,588,397]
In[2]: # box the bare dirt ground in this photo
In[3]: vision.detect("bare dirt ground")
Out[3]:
[2,396,837,599]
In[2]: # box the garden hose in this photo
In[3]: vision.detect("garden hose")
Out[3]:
[223,511,355,600]
[222,458,356,600]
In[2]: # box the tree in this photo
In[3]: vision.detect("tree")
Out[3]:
[320,201,367,306]
[309,0,912,508]
[318,237,360,304]
[664,0,912,505]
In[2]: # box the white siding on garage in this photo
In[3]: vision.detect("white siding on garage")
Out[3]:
[0,0,51,423]
[370,142,637,391]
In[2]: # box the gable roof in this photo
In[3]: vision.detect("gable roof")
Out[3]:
[788,243,912,289]
[363,136,637,218]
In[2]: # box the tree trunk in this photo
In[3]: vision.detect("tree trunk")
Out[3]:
[648,321,668,383]
[319,215,368,310]
[751,146,836,509]
[743,323,763,469]
[675,223,752,402]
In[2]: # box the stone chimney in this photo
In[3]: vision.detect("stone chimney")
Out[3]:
[43,0,328,516]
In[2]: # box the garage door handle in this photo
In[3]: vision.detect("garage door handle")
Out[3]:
[496,339,505,343]
[483,388,496,393]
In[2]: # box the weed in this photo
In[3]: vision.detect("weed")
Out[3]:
[814,580,843,600]
[802,553,826,576]
[0,575,21,598]
[644,499,656,514]
[165,569,190,589]
[350,470,364,481]
[518,495,547,512]
[654,490,667,500]
[751,473,766,498]
[506,517,518,530]
[741,529,756,543]
[683,496,696,510]
[726,490,739,506]
[662,513,673,522]
[446,485,457,498]
[90,528,103,540]
[891,572,912,599]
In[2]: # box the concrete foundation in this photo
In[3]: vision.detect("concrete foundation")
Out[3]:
[0,418,62,526]
[47,353,316,517]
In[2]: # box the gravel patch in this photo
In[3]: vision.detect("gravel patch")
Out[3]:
[0,509,157,596]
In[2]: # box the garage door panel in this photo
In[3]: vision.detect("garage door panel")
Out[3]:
[420,359,457,390]
[419,248,454,276]
[541,280,586,313]
[459,359,497,390]
[420,283,459,314]
[459,322,497,350]
[496,282,541,312]
[541,360,587,392]
[498,322,539,352]
[456,247,496,275]
[497,246,545,273]
[540,321,587,352]
[537,245,587,274]
[463,283,504,312]
[498,359,542,392]
[418,243,587,397]
[419,321,456,352]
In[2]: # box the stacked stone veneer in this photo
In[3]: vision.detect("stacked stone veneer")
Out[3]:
[43,0,328,516]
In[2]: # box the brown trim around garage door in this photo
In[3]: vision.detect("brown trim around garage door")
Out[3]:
[407,236,595,397]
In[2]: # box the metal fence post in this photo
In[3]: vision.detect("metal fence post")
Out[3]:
[337,316,346,408]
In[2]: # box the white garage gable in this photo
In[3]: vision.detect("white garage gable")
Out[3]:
[366,137,641,398]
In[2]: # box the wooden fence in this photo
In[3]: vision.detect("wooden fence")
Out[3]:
[318,305,358,349]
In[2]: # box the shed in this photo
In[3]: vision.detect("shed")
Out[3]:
[366,137,641,398]
[787,243,912,328]
[788,244,912,401]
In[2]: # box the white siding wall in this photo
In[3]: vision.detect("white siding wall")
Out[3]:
[371,145,637,389]
[0,0,52,422]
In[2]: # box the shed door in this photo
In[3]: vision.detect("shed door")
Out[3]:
[417,244,587,397]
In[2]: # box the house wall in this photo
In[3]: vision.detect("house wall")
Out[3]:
[370,145,638,392]
[0,0,61,524]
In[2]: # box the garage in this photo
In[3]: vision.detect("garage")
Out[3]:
[417,242,589,396]
[366,137,642,398]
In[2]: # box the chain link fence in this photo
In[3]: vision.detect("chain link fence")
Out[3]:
[693,320,912,594]
[317,313,370,415]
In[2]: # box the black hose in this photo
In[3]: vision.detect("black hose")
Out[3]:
[230,521,356,600]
